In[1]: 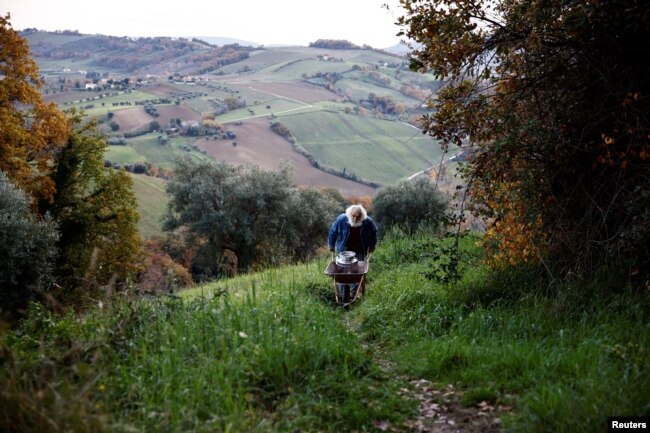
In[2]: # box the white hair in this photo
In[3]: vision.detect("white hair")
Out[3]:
[345,204,367,227]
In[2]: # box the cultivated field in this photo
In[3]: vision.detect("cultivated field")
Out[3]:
[196,117,376,197]
[30,34,455,237]
[111,105,202,133]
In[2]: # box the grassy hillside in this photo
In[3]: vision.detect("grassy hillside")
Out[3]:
[3,230,648,432]
[31,31,455,233]
[106,133,212,168]
[130,173,168,239]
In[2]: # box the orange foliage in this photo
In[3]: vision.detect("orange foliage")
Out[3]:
[0,15,70,203]
[138,240,193,294]
[469,162,547,269]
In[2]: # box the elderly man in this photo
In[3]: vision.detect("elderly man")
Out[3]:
[328,204,378,261]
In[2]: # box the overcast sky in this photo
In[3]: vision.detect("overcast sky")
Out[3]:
[1,0,408,48]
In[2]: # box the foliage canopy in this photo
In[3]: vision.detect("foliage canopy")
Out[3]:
[0,172,59,318]
[40,115,142,291]
[398,0,650,278]
[0,14,70,203]
[373,176,447,233]
[164,158,341,274]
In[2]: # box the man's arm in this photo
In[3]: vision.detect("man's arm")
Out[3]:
[367,217,378,251]
[328,216,340,251]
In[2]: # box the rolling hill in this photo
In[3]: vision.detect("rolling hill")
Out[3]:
[25,30,453,237]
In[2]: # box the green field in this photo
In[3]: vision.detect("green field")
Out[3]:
[217,49,309,75]
[104,145,143,164]
[270,59,353,81]
[130,173,168,239]
[336,76,416,105]
[58,89,164,117]
[105,133,212,168]
[277,111,446,184]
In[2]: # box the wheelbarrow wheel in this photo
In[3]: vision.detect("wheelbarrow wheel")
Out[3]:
[342,284,350,310]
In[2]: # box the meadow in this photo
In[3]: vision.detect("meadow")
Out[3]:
[130,174,169,239]
[2,229,647,433]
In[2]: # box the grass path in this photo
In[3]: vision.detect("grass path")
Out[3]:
[340,304,503,433]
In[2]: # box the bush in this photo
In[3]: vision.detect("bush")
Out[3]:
[164,159,341,274]
[106,136,126,145]
[373,177,447,233]
[0,171,59,321]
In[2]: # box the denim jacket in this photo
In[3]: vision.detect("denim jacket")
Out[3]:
[328,213,378,256]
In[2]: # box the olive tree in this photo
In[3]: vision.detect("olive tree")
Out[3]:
[0,171,59,320]
[373,176,447,233]
[164,158,339,274]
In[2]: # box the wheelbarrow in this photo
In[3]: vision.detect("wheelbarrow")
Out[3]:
[324,251,370,309]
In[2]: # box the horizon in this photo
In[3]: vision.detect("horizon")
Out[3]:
[0,0,407,49]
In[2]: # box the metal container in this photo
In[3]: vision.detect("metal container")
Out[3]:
[336,251,357,265]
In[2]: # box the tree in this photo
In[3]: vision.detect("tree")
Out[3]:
[41,115,142,291]
[149,120,161,132]
[373,177,447,233]
[398,0,650,277]
[164,158,339,274]
[0,15,70,203]
[0,171,59,320]
[282,187,341,263]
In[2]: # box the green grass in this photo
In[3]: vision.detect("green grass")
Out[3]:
[269,59,353,81]
[130,173,168,239]
[1,261,410,433]
[57,90,160,116]
[216,49,309,75]
[355,229,650,433]
[215,99,312,123]
[105,144,144,164]
[116,133,212,168]
[2,229,649,432]
[336,76,417,105]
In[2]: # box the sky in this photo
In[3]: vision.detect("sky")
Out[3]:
[1,0,408,48]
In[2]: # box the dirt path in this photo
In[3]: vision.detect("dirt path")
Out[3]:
[342,314,505,433]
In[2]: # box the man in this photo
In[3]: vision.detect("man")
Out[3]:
[328,204,378,261]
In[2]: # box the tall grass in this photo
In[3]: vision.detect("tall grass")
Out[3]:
[1,262,409,433]
[357,228,650,432]
[130,173,168,239]
[3,229,648,432]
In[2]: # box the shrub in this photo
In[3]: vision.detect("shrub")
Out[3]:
[373,176,447,233]
[0,171,59,321]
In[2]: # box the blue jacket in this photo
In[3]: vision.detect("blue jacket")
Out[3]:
[328,213,378,255]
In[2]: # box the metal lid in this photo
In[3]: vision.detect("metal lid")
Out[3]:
[336,251,357,265]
